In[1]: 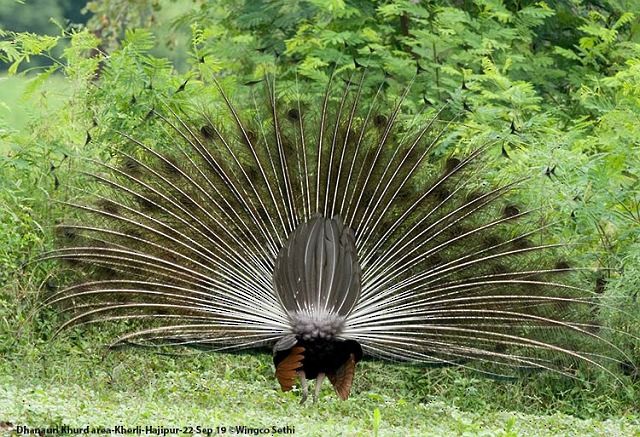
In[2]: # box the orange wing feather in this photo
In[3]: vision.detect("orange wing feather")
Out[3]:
[327,353,356,400]
[275,346,305,392]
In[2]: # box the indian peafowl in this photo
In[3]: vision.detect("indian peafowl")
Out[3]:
[42,71,634,403]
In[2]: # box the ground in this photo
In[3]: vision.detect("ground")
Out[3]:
[0,337,638,436]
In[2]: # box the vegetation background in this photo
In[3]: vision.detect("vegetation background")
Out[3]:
[1,0,639,435]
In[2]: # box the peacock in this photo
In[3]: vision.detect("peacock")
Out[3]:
[41,70,633,403]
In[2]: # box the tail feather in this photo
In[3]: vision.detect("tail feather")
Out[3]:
[42,71,637,378]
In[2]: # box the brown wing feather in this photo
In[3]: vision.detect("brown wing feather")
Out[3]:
[275,346,305,392]
[327,353,356,400]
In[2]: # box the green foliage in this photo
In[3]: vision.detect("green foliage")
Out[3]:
[1,0,639,430]
[0,0,90,72]
[0,0,69,35]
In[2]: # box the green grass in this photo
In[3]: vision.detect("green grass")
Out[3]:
[0,74,69,152]
[0,329,638,436]
[0,75,30,130]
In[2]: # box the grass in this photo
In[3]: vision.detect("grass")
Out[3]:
[0,74,69,153]
[0,323,638,436]
[0,75,31,133]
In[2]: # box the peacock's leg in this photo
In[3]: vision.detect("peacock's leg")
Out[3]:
[298,371,308,404]
[313,373,325,403]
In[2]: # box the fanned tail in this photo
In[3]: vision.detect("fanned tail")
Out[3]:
[43,71,636,378]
